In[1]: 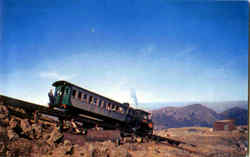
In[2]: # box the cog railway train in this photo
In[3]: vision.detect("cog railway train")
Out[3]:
[49,80,153,137]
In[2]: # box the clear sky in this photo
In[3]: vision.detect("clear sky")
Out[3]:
[0,0,248,106]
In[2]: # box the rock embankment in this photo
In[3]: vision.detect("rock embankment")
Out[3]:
[0,104,248,157]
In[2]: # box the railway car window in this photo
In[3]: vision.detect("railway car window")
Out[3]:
[78,92,82,99]
[115,106,119,112]
[114,106,118,112]
[120,107,124,114]
[113,105,117,112]
[83,94,87,99]
[94,98,97,105]
[89,96,93,104]
[101,101,105,108]
[102,101,106,108]
[99,100,103,108]
[64,88,70,95]
[56,90,59,96]
[148,114,152,120]
[111,104,115,110]
[65,89,68,94]
[98,100,102,107]
[72,90,76,97]
[107,103,111,111]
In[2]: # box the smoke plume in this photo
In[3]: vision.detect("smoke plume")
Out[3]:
[130,88,138,107]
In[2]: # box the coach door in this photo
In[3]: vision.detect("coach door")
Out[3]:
[54,86,62,105]
[55,85,70,106]
[59,86,65,105]
[61,86,71,105]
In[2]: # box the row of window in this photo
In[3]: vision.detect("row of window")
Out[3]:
[72,89,125,114]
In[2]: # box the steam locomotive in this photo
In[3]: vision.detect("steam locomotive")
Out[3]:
[49,80,153,137]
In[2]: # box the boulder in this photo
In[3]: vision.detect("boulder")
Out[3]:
[62,140,73,154]
[87,142,120,157]
[7,138,32,157]
[7,128,19,140]
[47,128,64,146]
[0,113,7,119]
[110,147,132,157]
[32,123,43,139]
[45,140,73,157]
[72,145,87,157]
[0,141,7,154]
[9,118,19,130]
[0,105,9,115]
[20,119,34,138]
[0,105,10,125]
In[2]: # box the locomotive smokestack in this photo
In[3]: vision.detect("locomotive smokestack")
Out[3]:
[130,88,138,108]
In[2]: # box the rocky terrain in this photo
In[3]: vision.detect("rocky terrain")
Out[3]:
[0,104,248,157]
[152,104,248,129]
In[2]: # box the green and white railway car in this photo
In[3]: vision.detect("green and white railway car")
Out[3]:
[50,80,153,136]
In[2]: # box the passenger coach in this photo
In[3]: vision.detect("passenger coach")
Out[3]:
[50,80,153,136]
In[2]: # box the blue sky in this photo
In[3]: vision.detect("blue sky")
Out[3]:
[0,0,248,106]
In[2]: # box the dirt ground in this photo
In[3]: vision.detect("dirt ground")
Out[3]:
[156,127,248,157]
[0,104,248,157]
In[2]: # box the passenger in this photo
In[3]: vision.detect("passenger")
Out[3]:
[119,107,123,113]
[48,89,54,108]
[115,106,119,112]
[91,99,94,105]
[107,104,111,111]
[113,106,116,112]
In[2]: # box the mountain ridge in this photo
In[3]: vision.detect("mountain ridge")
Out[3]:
[141,100,248,113]
[152,103,248,130]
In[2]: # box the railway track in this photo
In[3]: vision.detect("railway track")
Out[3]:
[0,94,202,155]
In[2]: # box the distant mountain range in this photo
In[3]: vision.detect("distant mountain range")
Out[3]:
[141,100,248,113]
[151,104,248,130]
[220,107,248,126]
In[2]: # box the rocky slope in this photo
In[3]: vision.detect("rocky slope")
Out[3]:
[0,104,248,157]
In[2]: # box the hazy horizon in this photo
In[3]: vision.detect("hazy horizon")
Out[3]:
[139,100,248,112]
